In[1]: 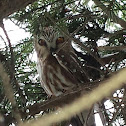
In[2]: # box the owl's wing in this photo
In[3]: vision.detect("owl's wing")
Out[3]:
[55,44,107,126]
[55,44,90,85]
[36,58,53,96]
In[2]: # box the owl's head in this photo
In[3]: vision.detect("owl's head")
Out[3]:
[34,27,67,59]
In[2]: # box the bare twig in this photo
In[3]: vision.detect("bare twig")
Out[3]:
[98,46,126,51]
[103,29,125,38]
[108,91,125,126]
[0,113,5,126]
[101,52,126,64]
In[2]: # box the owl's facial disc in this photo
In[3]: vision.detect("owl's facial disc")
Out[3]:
[38,36,65,54]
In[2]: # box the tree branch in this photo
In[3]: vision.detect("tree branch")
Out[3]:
[0,0,37,21]
[24,81,99,117]
[0,22,15,78]
[98,46,126,51]
[0,21,27,109]
[92,0,126,29]
[20,68,126,126]
[101,52,126,64]
[0,62,22,124]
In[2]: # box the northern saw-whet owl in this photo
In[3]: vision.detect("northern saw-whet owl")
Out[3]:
[34,26,94,126]
[34,26,89,97]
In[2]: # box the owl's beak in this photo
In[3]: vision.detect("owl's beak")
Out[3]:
[50,47,56,53]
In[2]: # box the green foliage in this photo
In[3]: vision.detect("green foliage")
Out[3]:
[0,0,126,125]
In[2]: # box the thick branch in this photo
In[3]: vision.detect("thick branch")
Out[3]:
[0,62,22,124]
[0,0,37,22]
[23,82,99,117]
[21,68,126,126]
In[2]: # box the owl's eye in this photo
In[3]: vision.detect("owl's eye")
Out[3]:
[38,39,46,46]
[56,37,64,44]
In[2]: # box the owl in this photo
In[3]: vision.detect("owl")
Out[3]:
[34,26,96,126]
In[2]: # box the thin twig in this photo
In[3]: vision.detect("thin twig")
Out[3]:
[103,29,125,38]
[108,96,124,125]
[98,46,126,51]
